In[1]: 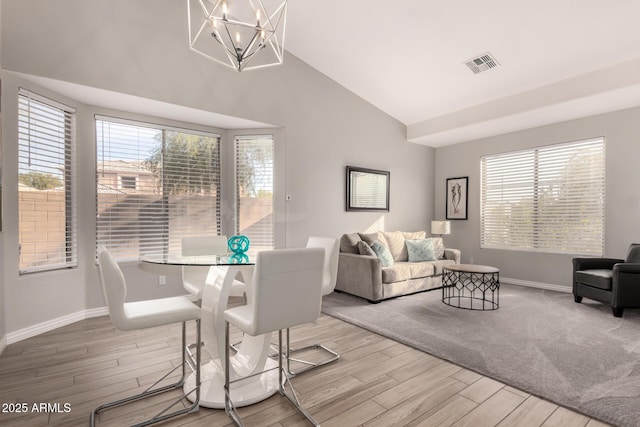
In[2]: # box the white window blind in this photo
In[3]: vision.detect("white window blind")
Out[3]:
[235,135,274,254]
[18,89,77,274]
[96,117,221,260]
[481,137,605,255]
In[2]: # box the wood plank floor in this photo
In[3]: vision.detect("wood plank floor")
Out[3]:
[0,312,611,427]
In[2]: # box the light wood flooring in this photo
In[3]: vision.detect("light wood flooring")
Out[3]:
[0,311,612,427]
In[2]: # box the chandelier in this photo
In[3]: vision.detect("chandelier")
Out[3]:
[188,0,287,72]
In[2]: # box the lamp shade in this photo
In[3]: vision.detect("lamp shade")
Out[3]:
[431,220,451,235]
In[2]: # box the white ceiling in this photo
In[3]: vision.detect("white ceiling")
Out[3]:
[286,0,640,146]
[19,1,640,147]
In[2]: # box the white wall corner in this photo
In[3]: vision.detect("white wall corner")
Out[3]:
[6,307,109,345]
[0,335,7,355]
[502,277,571,293]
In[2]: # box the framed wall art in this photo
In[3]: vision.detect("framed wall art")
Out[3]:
[446,176,468,220]
[346,166,390,212]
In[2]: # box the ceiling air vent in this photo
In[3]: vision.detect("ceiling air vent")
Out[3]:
[464,52,500,74]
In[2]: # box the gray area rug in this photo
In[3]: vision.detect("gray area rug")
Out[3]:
[322,284,640,427]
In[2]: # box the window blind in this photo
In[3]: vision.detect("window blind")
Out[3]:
[481,137,605,255]
[18,89,77,274]
[235,135,274,254]
[96,117,221,260]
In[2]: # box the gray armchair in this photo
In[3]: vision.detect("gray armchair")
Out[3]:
[573,243,640,317]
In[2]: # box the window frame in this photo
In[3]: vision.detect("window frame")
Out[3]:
[18,88,77,274]
[234,134,275,254]
[480,137,605,256]
[95,115,222,261]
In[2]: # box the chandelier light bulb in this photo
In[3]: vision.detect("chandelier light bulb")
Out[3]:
[256,8,261,26]
[222,1,228,19]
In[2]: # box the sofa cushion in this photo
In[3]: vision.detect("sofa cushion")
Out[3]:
[371,240,394,267]
[382,262,435,283]
[406,239,437,262]
[357,241,376,257]
[340,233,361,254]
[359,231,388,248]
[381,231,407,261]
[430,259,456,275]
[575,269,613,291]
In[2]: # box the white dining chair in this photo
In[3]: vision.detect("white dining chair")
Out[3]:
[181,236,246,305]
[285,236,340,376]
[91,247,202,427]
[223,248,325,426]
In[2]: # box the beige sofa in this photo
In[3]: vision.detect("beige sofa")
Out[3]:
[335,231,461,303]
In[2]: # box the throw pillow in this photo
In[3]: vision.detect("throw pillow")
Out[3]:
[357,241,377,257]
[340,233,361,254]
[371,240,394,267]
[406,239,437,262]
[426,237,445,259]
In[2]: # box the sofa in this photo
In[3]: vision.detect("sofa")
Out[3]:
[335,231,461,303]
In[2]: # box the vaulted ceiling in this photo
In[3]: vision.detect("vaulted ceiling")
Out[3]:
[286,0,640,146]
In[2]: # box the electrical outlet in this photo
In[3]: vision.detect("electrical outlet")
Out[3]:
[159,275,166,286]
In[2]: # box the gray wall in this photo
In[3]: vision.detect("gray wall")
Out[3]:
[0,1,5,349]
[435,106,640,289]
[0,0,434,335]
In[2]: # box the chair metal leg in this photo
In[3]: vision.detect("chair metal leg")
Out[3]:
[285,328,340,376]
[91,319,201,427]
[278,330,320,426]
[224,325,319,426]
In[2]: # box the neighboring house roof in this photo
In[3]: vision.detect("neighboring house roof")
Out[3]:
[97,184,125,194]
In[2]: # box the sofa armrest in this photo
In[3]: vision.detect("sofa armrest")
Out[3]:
[444,248,461,264]
[573,257,623,271]
[335,252,383,301]
[614,263,640,274]
[612,263,640,307]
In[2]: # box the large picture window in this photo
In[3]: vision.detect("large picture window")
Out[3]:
[481,137,605,255]
[18,89,77,274]
[96,117,221,260]
[235,135,274,254]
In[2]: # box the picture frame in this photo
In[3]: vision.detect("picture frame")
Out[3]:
[446,176,468,220]
[346,166,390,212]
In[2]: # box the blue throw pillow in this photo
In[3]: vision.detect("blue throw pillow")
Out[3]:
[371,240,394,267]
[406,239,437,262]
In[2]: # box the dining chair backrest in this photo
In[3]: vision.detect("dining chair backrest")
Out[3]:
[181,235,228,257]
[306,236,340,296]
[96,246,128,330]
[248,248,324,336]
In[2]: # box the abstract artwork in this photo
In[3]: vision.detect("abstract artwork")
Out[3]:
[446,177,468,220]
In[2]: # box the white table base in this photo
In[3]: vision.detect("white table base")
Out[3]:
[184,264,278,408]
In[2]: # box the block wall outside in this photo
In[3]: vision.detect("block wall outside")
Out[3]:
[18,190,273,269]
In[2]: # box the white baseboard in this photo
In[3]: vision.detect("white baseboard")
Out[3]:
[502,277,571,293]
[0,335,7,355]
[6,306,109,345]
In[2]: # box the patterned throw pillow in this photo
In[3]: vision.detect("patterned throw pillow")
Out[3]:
[406,239,437,262]
[357,241,377,257]
[426,237,445,259]
[371,240,394,267]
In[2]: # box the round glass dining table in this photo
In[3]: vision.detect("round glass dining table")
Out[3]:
[141,253,279,409]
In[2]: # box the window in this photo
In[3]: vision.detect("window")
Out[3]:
[119,175,137,190]
[96,117,221,260]
[481,138,605,255]
[235,135,274,254]
[18,89,77,274]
